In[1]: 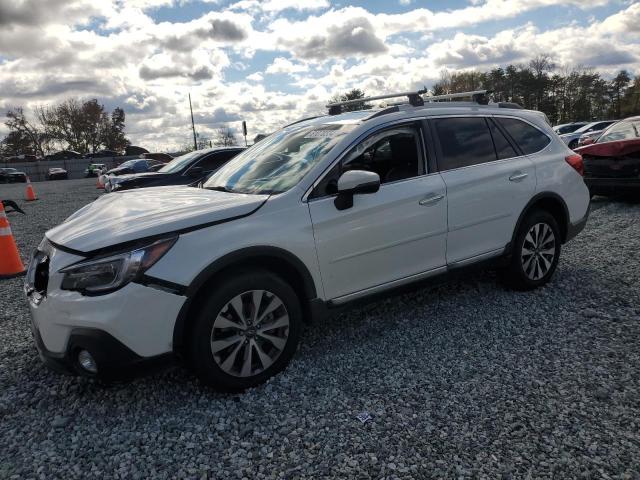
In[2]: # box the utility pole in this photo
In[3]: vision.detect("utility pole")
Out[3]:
[189,93,197,151]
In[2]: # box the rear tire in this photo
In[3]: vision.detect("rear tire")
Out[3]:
[190,270,303,391]
[504,210,561,291]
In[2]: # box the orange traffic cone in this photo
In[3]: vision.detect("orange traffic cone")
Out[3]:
[0,202,26,279]
[96,173,105,189]
[25,177,37,201]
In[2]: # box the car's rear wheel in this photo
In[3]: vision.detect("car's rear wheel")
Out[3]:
[190,270,302,391]
[504,210,561,290]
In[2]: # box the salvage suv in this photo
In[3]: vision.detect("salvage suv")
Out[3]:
[25,89,590,391]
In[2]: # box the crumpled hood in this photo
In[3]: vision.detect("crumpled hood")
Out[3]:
[576,138,640,158]
[46,186,268,253]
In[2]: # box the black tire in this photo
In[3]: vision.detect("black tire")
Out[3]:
[190,270,303,391]
[503,210,561,291]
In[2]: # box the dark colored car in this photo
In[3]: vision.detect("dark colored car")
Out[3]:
[106,158,164,176]
[46,150,83,161]
[576,116,640,196]
[85,150,120,159]
[108,147,244,192]
[141,152,173,162]
[0,167,28,183]
[47,167,68,180]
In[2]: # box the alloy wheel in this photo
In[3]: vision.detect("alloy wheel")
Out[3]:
[521,222,556,281]
[210,290,290,378]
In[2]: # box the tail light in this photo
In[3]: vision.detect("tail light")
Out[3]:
[565,153,584,176]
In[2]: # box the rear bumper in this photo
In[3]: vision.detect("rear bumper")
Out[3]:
[30,322,175,381]
[566,208,589,243]
[585,177,640,192]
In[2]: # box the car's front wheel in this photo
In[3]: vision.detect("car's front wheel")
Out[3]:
[190,270,302,391]
[504,210,561,290]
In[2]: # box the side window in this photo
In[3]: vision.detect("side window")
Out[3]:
[496,117,550,155]
[195,152,237,172]
[488,119,518,159]
[433,117,496,171]
[310,126,423,198]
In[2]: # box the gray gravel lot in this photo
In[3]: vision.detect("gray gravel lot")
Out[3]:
[1,179,639,479]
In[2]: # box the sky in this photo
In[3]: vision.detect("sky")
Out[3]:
[0,0,638,151]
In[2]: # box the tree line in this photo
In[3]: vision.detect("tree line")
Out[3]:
[0,98,130,157]
[331,57,639,125]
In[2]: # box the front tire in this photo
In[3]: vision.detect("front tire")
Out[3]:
[190,270,303,391]
[504,210,561,290]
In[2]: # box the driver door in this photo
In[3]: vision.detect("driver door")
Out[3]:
[307,123,448,301]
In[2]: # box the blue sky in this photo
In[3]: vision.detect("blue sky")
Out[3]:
[0,0,638,150]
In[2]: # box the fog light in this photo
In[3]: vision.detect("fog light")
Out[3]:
[78,350,98,374]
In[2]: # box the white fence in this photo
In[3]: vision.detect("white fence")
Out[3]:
[1,156,139,182]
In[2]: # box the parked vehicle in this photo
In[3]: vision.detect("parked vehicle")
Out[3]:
[106,159,164,177]
[107,147,244,192]
[576,116,640,196]
[553,122,588,135]
[84,150,120,159]
[47,168,68,180]
[46,150,83,161]
[141,152,173,162]
[25,89,590,390]
[0,167,28,183]
[559,121,617,149]
[85,163,106,177]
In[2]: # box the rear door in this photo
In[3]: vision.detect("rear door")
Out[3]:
[431,116,536,264]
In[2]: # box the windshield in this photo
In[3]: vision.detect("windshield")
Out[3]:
[203,123,356,194]
[159,150,202,173]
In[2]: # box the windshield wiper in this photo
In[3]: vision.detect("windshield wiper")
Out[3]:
[206,185,236,193]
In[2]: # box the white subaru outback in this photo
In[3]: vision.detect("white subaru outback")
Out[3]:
[25,91,590,390]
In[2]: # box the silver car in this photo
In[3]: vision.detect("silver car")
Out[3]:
[559,120,617,149]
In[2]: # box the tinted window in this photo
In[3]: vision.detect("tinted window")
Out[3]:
[496,118,550,155]
[310,126,422,198]
[196,151,240,172]
[488,120,518,159]
[341,127,422,183]
[434,117,496,170]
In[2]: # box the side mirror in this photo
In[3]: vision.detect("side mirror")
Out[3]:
[334,170,380,210]
[187,166,203,177]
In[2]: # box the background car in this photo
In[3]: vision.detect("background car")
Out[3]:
[0,167,28,183]
[106,158,165,176]
[141,152,173,162]
[553,122,588,135]
[84,163,106,177]
[45,150,83,161]
[47,167,68,180]
[577,116,640,197]
[84,149,120,159]
[108,147,244,192]
[559,120,618,149]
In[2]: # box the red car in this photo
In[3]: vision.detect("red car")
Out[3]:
[576,116,640,197]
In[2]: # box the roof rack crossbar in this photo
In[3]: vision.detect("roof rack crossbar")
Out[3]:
[326,89,491,114]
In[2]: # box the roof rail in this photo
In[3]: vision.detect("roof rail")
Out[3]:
[327,89,492,115]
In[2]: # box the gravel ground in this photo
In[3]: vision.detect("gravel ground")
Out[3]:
[1,179,639,479]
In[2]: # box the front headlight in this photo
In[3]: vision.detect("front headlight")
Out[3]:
[60,237,177,293]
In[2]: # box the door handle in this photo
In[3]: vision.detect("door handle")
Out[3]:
[509,172,528,182]
[419,193,445,206]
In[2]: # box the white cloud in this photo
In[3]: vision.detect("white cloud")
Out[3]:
[265,57,309,74]
[0,0,637,151]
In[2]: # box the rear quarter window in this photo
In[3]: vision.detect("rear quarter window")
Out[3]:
[496,117,550,155]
